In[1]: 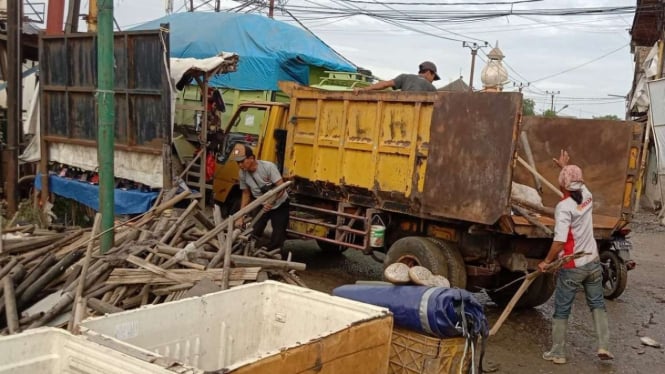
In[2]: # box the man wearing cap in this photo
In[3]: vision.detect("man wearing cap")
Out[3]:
[232,143,289,251]
[353,61,439,94]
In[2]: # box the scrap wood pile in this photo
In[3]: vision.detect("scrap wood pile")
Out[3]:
[0,181,304,335]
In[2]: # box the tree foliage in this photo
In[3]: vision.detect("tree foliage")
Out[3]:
[542,109,557,117]
[522,98,535,116]
[592,114,621,120]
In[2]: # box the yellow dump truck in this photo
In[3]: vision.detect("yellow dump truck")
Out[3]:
[213,82,643,307]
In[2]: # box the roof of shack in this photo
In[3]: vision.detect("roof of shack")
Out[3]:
[133,12,356,91]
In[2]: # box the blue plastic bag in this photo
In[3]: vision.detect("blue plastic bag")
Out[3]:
[332,284,488,339]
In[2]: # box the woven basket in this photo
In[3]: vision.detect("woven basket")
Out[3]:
[388,328,472,374]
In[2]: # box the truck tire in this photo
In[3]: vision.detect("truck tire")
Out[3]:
[600,250,627,299]
[426,238,467,289]
[488,271,556,308]
[384,236,448,279]
[317,235,348,255]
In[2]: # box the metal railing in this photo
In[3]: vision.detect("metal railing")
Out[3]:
[23,1,45,23]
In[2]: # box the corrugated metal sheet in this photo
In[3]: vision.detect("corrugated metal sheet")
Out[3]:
[40,29,171,155]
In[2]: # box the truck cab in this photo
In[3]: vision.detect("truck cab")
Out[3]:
[212,102,290,215]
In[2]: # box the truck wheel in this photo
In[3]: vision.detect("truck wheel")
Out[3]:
[426,238,467,289]
[488,271,556,308]
[384,236,448,278]
[317,236,348,255]
[600,250,627,299]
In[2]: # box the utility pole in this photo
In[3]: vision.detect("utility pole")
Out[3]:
[269,0,275,18]
[98,0,115,253]
[189,0,194,12]
[514,82,529,93]
[546,90,560,112]
[215,0,221,12]
[165,0,173,14]
[462,41,487,92]
[4,0,22,216]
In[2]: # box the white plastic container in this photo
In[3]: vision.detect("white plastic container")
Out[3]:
[0,327,182,374]
[81,281,393,373]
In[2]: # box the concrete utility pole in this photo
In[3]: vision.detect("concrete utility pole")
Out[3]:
[462,41,487,91]
[546,90,560,112]
[98,0,115,253]
[4,0,22,216]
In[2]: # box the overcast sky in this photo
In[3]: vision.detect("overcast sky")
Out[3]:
[100,0,637,118]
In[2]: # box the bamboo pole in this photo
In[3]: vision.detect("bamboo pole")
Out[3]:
[516,156,563,198]
[3,276,19,334]
[71,213,101,332]
[221,219,234,289]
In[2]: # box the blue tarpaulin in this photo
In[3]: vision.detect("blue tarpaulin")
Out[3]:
[132,12,356,91]
[35,173,159,215]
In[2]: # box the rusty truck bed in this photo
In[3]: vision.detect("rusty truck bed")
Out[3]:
[281,83,643,239]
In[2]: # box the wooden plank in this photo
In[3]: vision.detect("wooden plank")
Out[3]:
[106,267,260,285]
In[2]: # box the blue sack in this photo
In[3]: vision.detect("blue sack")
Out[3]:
[332,285,488,339]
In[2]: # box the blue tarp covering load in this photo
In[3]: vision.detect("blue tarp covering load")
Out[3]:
[133,12,356,90]
[333,284,489,339]
[35,173,159,215]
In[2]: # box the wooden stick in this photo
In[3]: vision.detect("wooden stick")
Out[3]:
[489,271,540,336]
[87,297,123,314]
[221,219,234,289]
[19,229,84,265]
[490,253,587,336]
[208,205,227,268]
[511,204,554,237]
[0,257,18,280]
[519,131,543,193]
[71,213,102,332]
[517,156,563,198]
[159,200,199,243]
[18,250,82,308]
[511,197,555,217]
[193,181,291,248]
[3,276,19,334]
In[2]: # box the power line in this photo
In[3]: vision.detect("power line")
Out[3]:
[530,43,629,83]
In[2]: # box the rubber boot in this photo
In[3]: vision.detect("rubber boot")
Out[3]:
[592,308,614,360]
[543,318,567,364]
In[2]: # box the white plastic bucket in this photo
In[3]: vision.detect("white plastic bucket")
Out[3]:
[370,225,386,247]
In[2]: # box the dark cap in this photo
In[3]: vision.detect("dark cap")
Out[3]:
[419,61,440,81]
[232,143,254,162]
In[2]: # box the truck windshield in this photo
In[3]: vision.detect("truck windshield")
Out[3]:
[228,106,267,136]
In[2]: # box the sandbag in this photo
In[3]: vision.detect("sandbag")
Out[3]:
[333,284,488,339]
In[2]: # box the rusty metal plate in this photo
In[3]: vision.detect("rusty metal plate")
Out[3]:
[422,92,522,225]
[514,117,638,219]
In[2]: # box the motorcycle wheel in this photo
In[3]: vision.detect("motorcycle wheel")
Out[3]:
[600,250,627,299]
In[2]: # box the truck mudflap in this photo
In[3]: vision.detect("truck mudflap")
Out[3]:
[422,92,523,225]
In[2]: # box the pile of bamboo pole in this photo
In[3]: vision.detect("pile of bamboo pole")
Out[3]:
[0,181,304,335]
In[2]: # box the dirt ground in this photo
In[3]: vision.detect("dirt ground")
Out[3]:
[285,210,665,373]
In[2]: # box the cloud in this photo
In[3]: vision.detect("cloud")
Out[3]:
[113,0,635,118]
